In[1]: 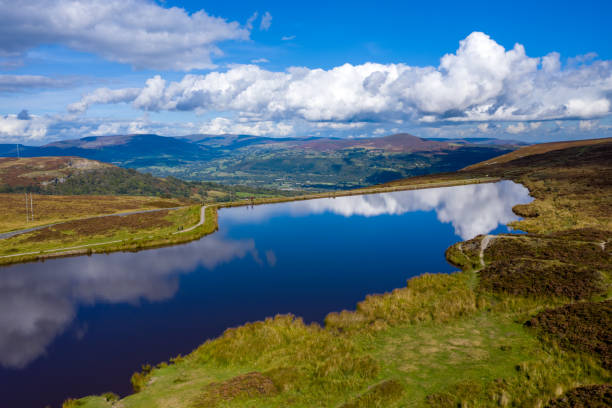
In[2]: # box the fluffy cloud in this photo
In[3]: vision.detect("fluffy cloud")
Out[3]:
[68,87,141,113]
[0,113,50,142]
[68,32,612,129]
[199,117,294,136]
[0,0,249,70]
[506,122,528,134]
[579,120,598,131]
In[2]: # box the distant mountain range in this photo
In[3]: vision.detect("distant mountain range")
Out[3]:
[0,133,524,190]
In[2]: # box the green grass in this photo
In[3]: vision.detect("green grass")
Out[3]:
[0,205,207,265]
[66,301,609,408]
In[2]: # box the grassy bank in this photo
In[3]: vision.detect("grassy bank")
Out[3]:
[60,140,611,407]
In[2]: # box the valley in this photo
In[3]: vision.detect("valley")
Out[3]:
[1,133,518,190]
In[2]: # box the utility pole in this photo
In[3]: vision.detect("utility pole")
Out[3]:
[30,193,34,221]
[25,193,29,223]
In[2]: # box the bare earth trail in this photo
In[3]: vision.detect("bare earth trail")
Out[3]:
[173,205,206,234]
[479,234,496,267]
[0,205,205,260]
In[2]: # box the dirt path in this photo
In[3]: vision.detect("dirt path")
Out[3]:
[174,205,206,234]
[479,235,495,268]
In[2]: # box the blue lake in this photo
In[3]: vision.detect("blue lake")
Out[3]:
[0,181,531,407]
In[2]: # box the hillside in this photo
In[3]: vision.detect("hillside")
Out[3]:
[463,137,612,170]
[0,156,112,188]
[1,133,519,190]
[0,156,293,202]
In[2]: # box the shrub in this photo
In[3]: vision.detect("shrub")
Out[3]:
[525,300,612,370]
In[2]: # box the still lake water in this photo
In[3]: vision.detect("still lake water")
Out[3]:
[0,181,531,407]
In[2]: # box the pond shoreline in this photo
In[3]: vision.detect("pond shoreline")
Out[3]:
[0,176,500,267]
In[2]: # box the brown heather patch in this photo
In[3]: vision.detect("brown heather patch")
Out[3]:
[0,193,184,232]
[541,228,611,242]
[483,236,610,268]
[525,300,612,370]
[546,385,612,408]
[0,157,110,188]
[196,372,278,407]
[478,232,610,301]
[22,227,67,242]
[22,211,172,242]
[479,259,605,300]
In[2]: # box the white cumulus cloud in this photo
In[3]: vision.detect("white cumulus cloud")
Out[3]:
[0,0,250,70]
[199,117,293,136]
[506,122,527,134]
[67,32,612,131]
[0,113,50,142]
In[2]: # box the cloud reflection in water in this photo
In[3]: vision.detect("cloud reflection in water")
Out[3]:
[0,235,254,368]
[0,181,530,369]
[222,180,532,240]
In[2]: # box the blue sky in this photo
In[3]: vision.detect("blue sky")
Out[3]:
[0,0,611,144]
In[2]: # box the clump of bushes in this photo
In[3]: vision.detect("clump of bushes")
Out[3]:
[543,228,610,242]
[479,259,605,300]
[484,236,609,268]
[197,372,278,407]
[61,399,83,408]
[513,203,539,217]
[445,235,482,271]
[546,384,611,407]
[189,314,380,401]
[130,363,153,392]
[325,272,482,332]
[525,300,612,370]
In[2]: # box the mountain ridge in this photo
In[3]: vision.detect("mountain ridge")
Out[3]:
[0,133,522,190]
